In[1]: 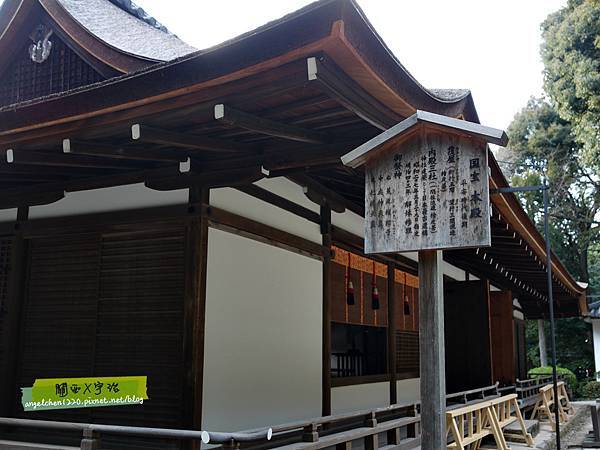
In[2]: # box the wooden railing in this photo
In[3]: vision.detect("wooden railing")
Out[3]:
[331,352,363,377]
[446,383,500,409]
[0,417,270,449]
[232,402,420,450]
[515,374,566,409]
[0,383,515,450]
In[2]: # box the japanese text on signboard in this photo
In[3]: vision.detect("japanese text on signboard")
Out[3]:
[365,133,490,253]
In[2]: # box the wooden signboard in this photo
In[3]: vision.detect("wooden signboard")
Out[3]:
[364,131,490,254]
[343,110,507,450]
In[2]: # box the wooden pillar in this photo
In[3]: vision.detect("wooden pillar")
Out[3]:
[0,206,29,417]
[321,204,332,416]
[538,319,548,367]
[183,187,210,437]
[418,250,446,450]
[387,263,397,404]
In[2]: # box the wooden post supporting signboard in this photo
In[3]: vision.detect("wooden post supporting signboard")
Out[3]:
[418,250,446,448]
[342,110,507,449]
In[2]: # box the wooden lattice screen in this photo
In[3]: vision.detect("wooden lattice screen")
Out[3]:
[396,330,419,374]
[0,32,104,107]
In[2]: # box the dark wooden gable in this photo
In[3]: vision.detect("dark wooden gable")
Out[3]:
[0,28,105,108]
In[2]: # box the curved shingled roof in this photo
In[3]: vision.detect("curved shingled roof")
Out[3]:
[56,0,196,61]
[0,0,479,120]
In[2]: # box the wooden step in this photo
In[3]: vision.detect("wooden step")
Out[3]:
[503,419,540,443]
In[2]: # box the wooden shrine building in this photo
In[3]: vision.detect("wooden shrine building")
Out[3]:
[0,0,588,448]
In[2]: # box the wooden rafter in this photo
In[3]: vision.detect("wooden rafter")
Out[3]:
[306,55,400,131]
[145,166,265,191]
[6,149,150,170]
[132,124,252,153]
[63,139,189,163]
[214,104,329,144]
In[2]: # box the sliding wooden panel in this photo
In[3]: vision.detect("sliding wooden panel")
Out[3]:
[92,226,185,430]
[514,318,528,380]
[17,234,100,423]
[490,290,515,385]
[444,280,492,393]
[13,225,187,449]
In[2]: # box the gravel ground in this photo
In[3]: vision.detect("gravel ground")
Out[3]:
[563,401,596,449]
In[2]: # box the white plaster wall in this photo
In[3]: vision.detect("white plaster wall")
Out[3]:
[28,183,188,219]
[331,382,390,414]
[210,178,322,244]
[0,208,17,224]
[396,378,420,404]
[593,320,600,380]
[203,229,322,431]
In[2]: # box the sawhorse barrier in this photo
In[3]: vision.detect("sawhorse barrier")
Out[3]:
[446,394,533,450]
[530,381,574,430]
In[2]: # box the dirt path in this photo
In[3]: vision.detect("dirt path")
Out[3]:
[560,401,595,449]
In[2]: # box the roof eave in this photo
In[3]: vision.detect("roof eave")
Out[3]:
[0,0,479,135]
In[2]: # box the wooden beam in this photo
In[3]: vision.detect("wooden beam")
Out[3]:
[321,204,332,416]
[307,56,400,131]
[132,124,252,153]
[65,166,182,192]
[7,203,199,237]
[145,167,265,191]
[291,174,349,214]
[0,163,110,177]
[194,141,356,174]
[0,166,181,200]
[6,149,148,170]
[63,139,189,163]
[205,205,327,261]
[0,191,64,209]
[235,185,320,224]
[214,104,329,144]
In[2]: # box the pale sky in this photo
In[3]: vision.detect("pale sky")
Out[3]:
[135,0,566,131]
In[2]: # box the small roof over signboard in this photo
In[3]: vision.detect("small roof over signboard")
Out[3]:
[341,110,508,168]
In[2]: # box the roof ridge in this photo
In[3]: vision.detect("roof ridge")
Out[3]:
[107,0,171,34]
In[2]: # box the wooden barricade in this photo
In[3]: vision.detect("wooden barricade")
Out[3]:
[490,395,535,447]
[446,394,533,449]
[530,381,574,430]
[558,382,574,416]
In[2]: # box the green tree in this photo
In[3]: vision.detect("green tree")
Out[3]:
[504,98,597,376]
[525,319,593,376]
[505,97,600,284]
[503,0,600,380]
[542,0,600,166]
